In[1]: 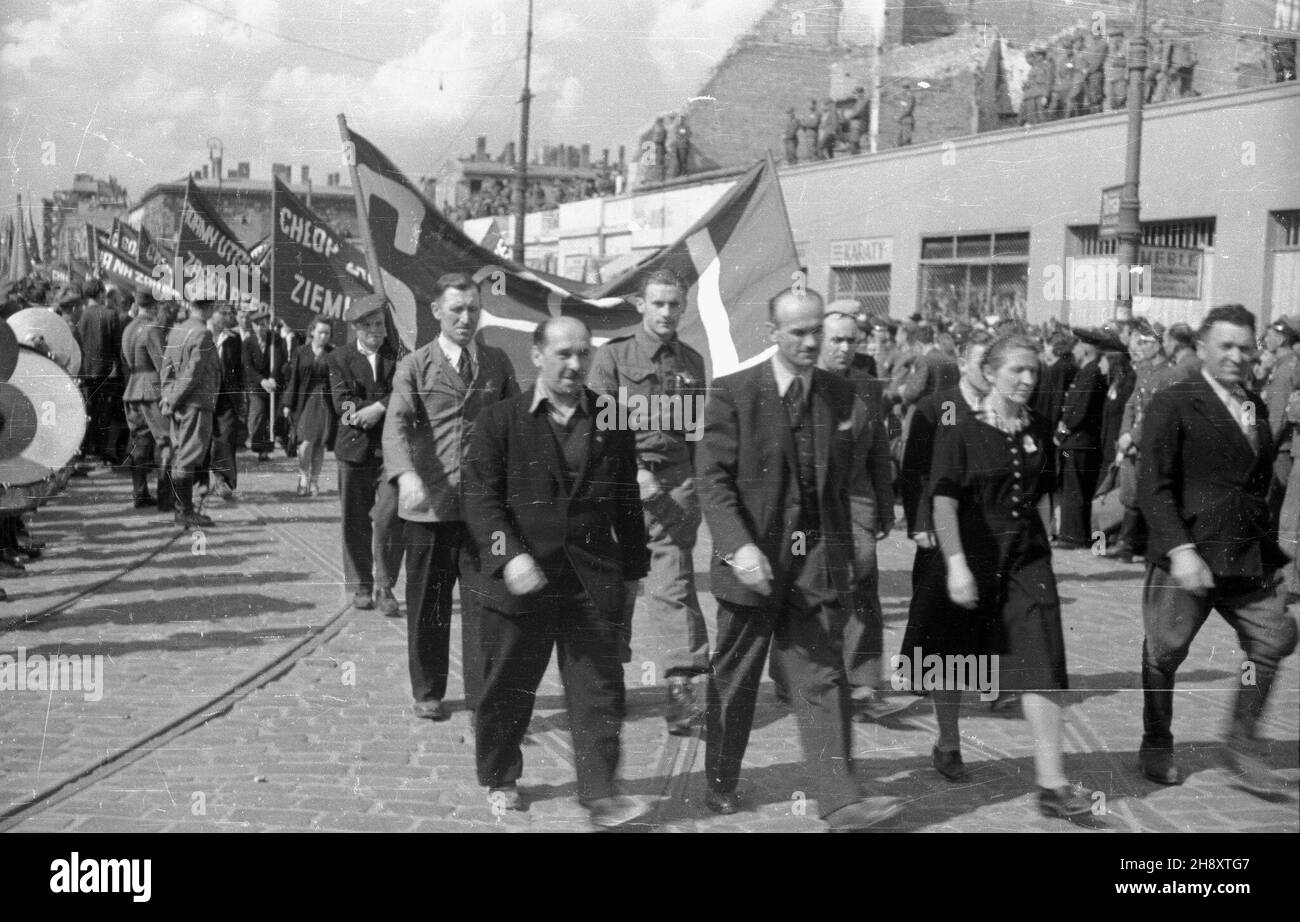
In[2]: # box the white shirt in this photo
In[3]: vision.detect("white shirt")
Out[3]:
[771,354,812,405]
[1200,368,1257,443]
[437,333,477,379]
[356,340,378,381]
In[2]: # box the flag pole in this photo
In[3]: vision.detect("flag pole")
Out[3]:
[764,149,800,276]
[174,179,190,297]
[337,113,405,357]
[269,177,278,431]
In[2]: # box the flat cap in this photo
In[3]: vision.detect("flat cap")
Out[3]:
[344,293,390,324]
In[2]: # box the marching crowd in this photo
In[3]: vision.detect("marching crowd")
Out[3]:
[1,266,1296,830]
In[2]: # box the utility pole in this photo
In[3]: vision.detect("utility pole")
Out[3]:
[512,0,534,264]
[1115,0,1148,322]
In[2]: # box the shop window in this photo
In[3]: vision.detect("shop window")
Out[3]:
[829,265,891,317]
[918,231,1030,320]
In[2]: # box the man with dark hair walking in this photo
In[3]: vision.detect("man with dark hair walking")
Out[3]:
[590,268,709,735]
[1137,304,1298,794]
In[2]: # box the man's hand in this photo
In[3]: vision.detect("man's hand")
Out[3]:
[352,402,385,430]
[1169,546,1215,596]
[1117,432,1133,454]
[397,472,429,514]
[261,378,278,394]
[504,553,548,596]
[636,468,662,502]
[911,531,936,550]
[731,543,772,596]
[875,516,895,541]
[158,398,171,416]
[946,557,979,609]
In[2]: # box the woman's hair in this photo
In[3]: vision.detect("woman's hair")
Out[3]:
[981,333,1040,372]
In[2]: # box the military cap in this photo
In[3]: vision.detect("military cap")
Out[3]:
[1072,325,1125,352]
[1130,317,1158,339]
[1269,315,1300,343]
[344,294,390,323]
[134,287,157,309]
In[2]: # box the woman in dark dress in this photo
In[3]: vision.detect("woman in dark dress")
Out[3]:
[283,318,337,496]
[920,332,1094,819]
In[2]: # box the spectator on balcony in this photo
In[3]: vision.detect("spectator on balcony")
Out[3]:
[846,86,870,154]
[782,107,800,164]
[1105,31,1128,111]
[896,86,916,147]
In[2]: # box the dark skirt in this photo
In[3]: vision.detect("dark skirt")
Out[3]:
[294,388,337,449]
[900,531,1067,693]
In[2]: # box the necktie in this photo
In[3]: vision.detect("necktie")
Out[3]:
[456,349,473,386]
[784,375,804,426]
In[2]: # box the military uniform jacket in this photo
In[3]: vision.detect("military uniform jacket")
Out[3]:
[160,317,220,412]
[589,327,706,468]
[121,316,167,403]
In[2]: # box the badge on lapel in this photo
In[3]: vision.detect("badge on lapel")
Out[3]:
[1023,433,1038,455]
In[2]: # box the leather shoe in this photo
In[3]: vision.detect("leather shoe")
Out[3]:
[1038,782,1095,819]
[587,795,651,829]
[488,784,525,812]
[1226,742,1288,797]
[175,510,214,528]
[133,495,156,509]
[932,745,970,782]
[704,788,742,815]
[412,700,449,721]
[352,591,375,611]
[375,588,400,617]
[1138,750,1182,786]
[666,677,697,736]
[824,796,905,831]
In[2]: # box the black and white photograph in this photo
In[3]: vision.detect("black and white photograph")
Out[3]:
[0,0,1296,878]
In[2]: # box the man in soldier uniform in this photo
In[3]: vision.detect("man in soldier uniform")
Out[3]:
[120,288,169,509]
[782,107,800,165]
[1021,49,1053,125]
[846,86,870,155]
[650,116,668,184]
[674,113,691,177]
[1261,315,1300,525]
[1065,36,1089,118]
[896,86,916,146]
[160,298,220,528]
[1105,31,1128,110]
[818,97,838,160]
[1082,28,1109,114]
[1048,39,1074,120]
[1146,19,1170,103]
[590,268,709,735]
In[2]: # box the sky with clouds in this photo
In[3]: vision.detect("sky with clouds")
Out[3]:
[1,0,773,213]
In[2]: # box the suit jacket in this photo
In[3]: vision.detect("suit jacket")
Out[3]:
[242,332,289,392]
[696,361,862,608]
[1059,358,1105,449]
[1138,373,1285,578]
[160,317,219,412]
[213,331,244,415]
[461,388,650,616]
[1031,355,1076,429]
[328,343,397,464]
[121,316,166,403]
[381,338,519,522]
[77,302,124,379]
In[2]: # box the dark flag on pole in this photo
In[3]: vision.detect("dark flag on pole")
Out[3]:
[340,121,640,379]
[591,155,800,381]
[270,175,371,337]
[95,228,183,301]
[172,177,267,308]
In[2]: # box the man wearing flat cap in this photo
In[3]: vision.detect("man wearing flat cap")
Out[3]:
[1261,315,1300,525]
[1111,318,1168,560]
[328,295,403,614]
[1054,327,1111,548]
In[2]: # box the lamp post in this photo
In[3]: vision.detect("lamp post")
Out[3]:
[512,0,534,265]
[1114,0,1147,322]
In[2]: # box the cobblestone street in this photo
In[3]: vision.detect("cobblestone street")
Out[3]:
[2,458,1296,833]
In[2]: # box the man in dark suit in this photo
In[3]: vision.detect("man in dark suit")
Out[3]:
[1054,327,1111,547]
[76,277,125,463]
[818,305,903,722]
[199,303,242,500]
[120,288,169,509]
[242,311,286,461]
[462,316,651,829]
[329,295,402,614]
[159,299,219,528]
[697,287,905,830]
[382,273,519,722]
[1137,304,1298,795]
